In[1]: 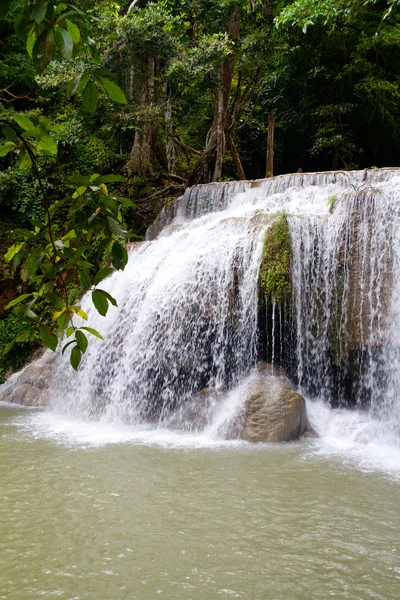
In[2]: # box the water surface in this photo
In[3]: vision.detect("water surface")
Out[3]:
[1,405,399,600]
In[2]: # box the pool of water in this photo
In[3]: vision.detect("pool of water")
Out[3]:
[1,404,400,600]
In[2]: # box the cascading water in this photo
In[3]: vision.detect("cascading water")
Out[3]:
[2,169,400,465]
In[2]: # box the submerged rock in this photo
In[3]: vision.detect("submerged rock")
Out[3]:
[165,388,220,432]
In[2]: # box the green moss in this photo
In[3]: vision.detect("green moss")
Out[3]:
[327,193,337,213]
[259,214,292,304]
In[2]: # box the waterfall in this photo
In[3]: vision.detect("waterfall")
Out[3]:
[2,168,400,443]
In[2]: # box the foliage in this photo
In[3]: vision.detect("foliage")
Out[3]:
[0,2,130,370]
[0,314,37,383]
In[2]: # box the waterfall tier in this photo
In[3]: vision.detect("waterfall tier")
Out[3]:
[2,168,400,440]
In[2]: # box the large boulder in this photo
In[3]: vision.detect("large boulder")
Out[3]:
[219,365,311,442]
[242,374,307,442]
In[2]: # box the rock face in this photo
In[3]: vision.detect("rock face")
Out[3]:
[242,374,307,442]
[218,364,310,442]
[0,352,53,407]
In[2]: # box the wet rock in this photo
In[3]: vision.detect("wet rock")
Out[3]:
[8,383,49,407]
[165,388,219,431]
[301,418,319,439]
[0,351,54,407]
[242,374,307,442]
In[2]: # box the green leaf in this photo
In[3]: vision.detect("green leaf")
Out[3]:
[70,345,82,370]
[31,218,45,229]
[57,26,73,59]
[75,330,88,353]
[14,10,29,39]
[113,195,134,208]
[66,326,75,338]
[82,80,99,114]
[64,4,87,18]
[81,326,103,340]
[66,18,80,43]
[57,312,70,331]
[26,27,38,58]
[69,73,89,98]
[37,135,57,156]
[99,78,128,104]
[32,2,48,24]
[75,307,88,321]
[14,114,35,132]
[4,243,24,263]
[93,267,114,286]
[92,289,109,316]
[107,215,127,238]
[111,241,128,270]
[97,237,112,256]
[79,268,92,290]
[16,329,31,343]
[24,248,45,277]
[70,174,93,186]
[39,325,58,351]
[32,30,54,74]
[62,340,75,355]
[46,292,64,309]
[0,141,17,157]
[6,293,33,310]
[98,174,126,184]
[3,340,15,355]
[96,289,117,307]
[41,262,54,277]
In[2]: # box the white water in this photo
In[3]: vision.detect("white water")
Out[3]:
[2,169,400,477]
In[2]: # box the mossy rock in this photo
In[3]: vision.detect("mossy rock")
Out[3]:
[259,214,292,304]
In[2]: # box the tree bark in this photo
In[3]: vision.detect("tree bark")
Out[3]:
[188,9,241,185]
[227,134,246,180]
[212,82,225,181]
[125,57,156,177]
[265,110,275,178]
[165,86,176,175]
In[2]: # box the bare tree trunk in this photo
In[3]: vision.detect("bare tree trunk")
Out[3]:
[227,134,246,180]
[129,64,135,103]
[265,110,275,177]
[212,83,225,181]
[126,57,156,177]
[188,9,241,185]
[165,86,176,175]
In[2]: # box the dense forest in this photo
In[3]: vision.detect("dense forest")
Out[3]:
[0,0,399,377]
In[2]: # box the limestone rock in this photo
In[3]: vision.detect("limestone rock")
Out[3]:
[241,370,308,442]
[0,351,54,407]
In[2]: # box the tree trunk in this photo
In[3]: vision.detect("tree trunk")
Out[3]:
[188,9,241,186]
[212,82,225,181]
[125,57,156,177]
[165,87,176,175]
[265,110,275,178]
[227,134,246,180]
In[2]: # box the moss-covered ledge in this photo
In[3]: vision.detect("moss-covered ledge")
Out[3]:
[259,214,292,304]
